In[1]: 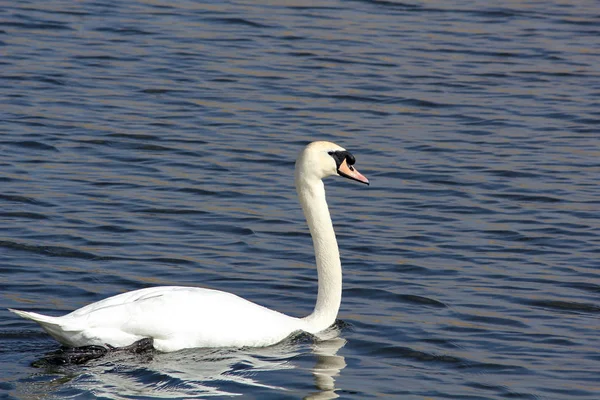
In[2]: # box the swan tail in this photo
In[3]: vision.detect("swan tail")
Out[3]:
[8,308,54,323]
[9,308,57,324]
[9,308,77,343]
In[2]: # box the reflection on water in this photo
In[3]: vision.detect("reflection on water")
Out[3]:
[306,337,347,400]
[15,327,347,399]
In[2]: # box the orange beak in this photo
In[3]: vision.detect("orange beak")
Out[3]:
[337,159,369,185]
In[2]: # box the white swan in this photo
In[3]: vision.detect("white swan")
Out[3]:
[9,141,369,352]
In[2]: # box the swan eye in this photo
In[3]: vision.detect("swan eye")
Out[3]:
[329,150,356,169]
[328,151,343,167]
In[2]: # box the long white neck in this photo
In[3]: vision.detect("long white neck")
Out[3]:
[296,175,342,333]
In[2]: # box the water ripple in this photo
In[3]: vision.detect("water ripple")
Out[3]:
[1,0,599,399]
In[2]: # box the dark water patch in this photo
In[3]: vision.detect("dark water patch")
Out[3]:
[1,140,58,152]
[419,47,524,59]
[420,337,462,350]
[344,287,446,308]
[229,156,289,168]
[563,282,600,294]
[0,240,101,260]
[116,142,175,152]
[491,193,563,203]
[315,57,395,68]
[281,35,306,42]
[466,382,538,400]
[400,98,456,108]
[176,187,238,198]
[406,144,454,153]
[360,341,528,374]
[373,170,467,189]
[106,133,161,141]
[302,105,391,116]
[330,94,389,103]
[199,224,254,236]
[147,257,195,266]
[527,332,578,347]
[465,8,535,19]
[0,211,48,220]
[525,299,600,314]
[285,4,343,11]
[135,208,210,216]
[101,153,159,165]
[140,88,184,94]
[346,0,423,11]
[427,179,466,187]
[206,17,272,29]
[73,54,122,61]
[444,325,493,334]
[346,244,377,254]
[484,169,543,179]
[481,230,523,240]
[538,387,599,398]
[35,76,66,86]
[446,243,570,256]
[479,230,575,247]
[0,194,54,207]
[357,341,461,365]
[249,217,292,226]
[553,17,600,27]
[436,204,495,215]
[0,21,73,31]
[454,312,529,329]
[90,181,141,189]
[209,77,238,83]
[516,70,582,78]
[398,294,447,308]
[94,27,155,35]
[94,224,137,233]
[0,330,52,357]
[260,230,310,238]
[73,138,110,146]
[524,226,598,238]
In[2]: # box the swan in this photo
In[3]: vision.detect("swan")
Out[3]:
[9,141,369,352]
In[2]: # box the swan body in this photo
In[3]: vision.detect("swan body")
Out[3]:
[10,141,369,352]
[11,287,303,351]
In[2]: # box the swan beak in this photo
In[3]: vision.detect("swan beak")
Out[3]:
[338,159,369,185]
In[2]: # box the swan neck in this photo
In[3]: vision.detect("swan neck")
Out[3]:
[297,176,342,333]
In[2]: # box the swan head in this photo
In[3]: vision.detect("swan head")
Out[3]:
[296,141,369,185]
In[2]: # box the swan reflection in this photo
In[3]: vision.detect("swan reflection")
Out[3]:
[306,335,347,400]
[19,326,347,399]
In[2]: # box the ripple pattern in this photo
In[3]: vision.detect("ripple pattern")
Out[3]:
[1,0,599,399]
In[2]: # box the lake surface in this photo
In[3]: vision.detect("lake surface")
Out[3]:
[1,0,599,398]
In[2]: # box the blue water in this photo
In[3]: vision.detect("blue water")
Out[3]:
[1,0,599,398]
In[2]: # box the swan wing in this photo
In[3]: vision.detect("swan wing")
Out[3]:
[19,286,303,351]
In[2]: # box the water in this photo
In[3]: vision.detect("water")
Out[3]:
[1,0,599,398]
